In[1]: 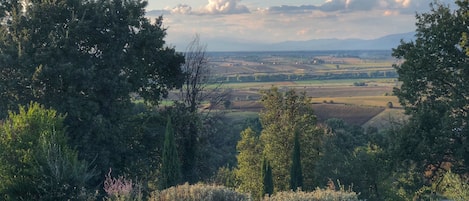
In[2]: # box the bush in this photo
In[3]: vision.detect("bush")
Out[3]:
[103,169,143,201]
[148,183,250,201]
[263,188,359,201]
[0,102,97,200]
[353,82,367,86]
[212,166,237,188]
[386,102,393,108]
[415,170,469,201]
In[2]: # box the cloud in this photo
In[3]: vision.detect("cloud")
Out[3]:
[146,9,171,16]
[383,10,399,16]
[171,4,192,14]
[201,0,250,14]
[263,0,454,15]
[320,0,346,12]
[320,0,387,12]
[265,0,377,13]
[394,0,411,8]
[266,5,318,14]
[345,0,380,11]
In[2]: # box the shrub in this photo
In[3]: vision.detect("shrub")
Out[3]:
[148,183,251,201]
[414,170,469,201]
[0,102,97,201]
[263,188,359,201]
[103,169,143,201]
[386,102,393,108]
[212,166,238,188]
[353,82,367,87]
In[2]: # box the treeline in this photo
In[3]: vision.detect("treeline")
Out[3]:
[215,70,398,83]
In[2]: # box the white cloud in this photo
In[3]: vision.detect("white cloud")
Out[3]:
[202,0,249,14]
[171,4,192,14]
[395,0,411,8]
[345,0,379,11]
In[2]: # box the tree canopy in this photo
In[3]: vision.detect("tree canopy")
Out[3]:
[259,87,323,191]
[392,0,469,175]
[0,0,185,176]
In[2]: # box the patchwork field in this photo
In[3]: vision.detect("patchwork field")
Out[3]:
[176,50,406,129]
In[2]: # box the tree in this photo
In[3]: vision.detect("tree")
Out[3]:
[159,117,181,189]
[0,0,185,179]
[290,131,303,191]
[0,102,96,200]
[235,127,263,199]
[392,1,469,177]
[261,157,273,198]
[259,87,323,191]
[314,119,392,201]
[172,35,230,183]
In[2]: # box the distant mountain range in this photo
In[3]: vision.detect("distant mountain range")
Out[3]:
[196,32,416,52]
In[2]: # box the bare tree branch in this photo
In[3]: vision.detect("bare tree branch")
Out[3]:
[179,34,230,116]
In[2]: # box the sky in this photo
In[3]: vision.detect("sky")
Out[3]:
[145,0,455,51]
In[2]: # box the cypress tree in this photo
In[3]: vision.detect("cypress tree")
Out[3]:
[290,131,303,191]
[160,117,181,189]
[261,157,274,198]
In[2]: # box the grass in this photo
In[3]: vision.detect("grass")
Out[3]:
[224,111,259,122]
[209,78,397,90]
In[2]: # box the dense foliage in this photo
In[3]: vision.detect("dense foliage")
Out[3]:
[235,127,263,199]
[0,103,96,200]
[259,87,324,191]
[290,131,303,191]
[392,0,469,175]
[159,118,181,189]
[392,0,469,185]
[0,0,184,179]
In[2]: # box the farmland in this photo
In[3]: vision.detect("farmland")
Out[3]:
[199,50,407,129]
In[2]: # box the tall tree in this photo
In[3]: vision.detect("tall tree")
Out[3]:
[175,35,230,183]
[261,157,273,198]
[392,0,469,177]
[259,87,323,191]
[235,127,263,199]
[0,0,184,177]
[290,131,303,191]
[160,117,181,189]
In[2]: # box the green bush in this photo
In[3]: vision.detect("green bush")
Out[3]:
[148,183,250,201]
[0,102,97,200]
[263,188,359,201]
[414,170,469,201]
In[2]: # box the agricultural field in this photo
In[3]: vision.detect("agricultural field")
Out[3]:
[173,50,407,129]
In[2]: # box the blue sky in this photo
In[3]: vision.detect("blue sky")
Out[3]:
[145,0,455,51]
